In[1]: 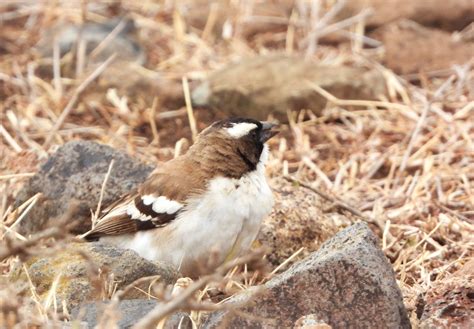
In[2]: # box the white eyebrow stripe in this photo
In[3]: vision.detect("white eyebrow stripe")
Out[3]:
[226,122,258,138]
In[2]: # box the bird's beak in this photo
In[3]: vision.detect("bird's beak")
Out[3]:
[260,121,279,143]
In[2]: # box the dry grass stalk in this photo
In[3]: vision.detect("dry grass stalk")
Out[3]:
[0,125,23,153]
[0,0,472,327]
[0,226,65,262]
[283,175,372,223]
[43,54,116,149]
[1,192,41,238]
[182,76,198,142]
[95,275,163,328]
[92,159,115,228]
[149,97,160,144]
[133,249,266,329]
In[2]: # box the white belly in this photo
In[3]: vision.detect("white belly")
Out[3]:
[101,168,274,277]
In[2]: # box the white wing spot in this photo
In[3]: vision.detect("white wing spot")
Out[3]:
[142,195,183,215]
[124,203,151,221]
[142,195,155,206]
[226,122,257,138]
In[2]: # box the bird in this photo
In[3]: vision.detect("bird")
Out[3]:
[82,117,278,277]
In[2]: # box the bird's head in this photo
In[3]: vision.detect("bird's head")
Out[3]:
[190,118,278,175]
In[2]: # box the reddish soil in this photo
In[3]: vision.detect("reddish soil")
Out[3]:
[369,20,474,75]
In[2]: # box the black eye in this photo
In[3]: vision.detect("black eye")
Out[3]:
[250,129,260,139]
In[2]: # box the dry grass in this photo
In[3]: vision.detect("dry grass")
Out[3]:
[0,0,473,327]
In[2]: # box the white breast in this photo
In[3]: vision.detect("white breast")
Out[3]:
[102,146,274,276]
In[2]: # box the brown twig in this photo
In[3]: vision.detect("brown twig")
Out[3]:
[436,202,472,223]
[0,226,64,261]
[43,54,116,148]
[283,175,374,223]
[89,18,127,60]
[182,77,198,142]
[307,80,416,120]
[0,202,79,261]
[133,250,266,329]
[93,159,115,228]
[95,275,163,328]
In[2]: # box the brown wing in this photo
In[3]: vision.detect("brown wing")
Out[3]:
[85,212,143,239]
[82,158,209,240]
[82,190,183,240]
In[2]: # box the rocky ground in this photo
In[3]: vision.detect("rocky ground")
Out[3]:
[0,1,473,328]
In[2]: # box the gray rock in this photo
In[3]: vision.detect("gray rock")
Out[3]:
[71,299,191,329]
[258,177,352,266]
[34,18,180,107]
[36,17,144,64]
[203,222,411,329]
[15,141,153,235]
[22,242,178,309]
[192,55,386,121]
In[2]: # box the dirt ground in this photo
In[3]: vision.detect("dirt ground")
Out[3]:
[0,1,473,328]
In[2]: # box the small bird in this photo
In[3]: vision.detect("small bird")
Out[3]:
[82,118,278,277]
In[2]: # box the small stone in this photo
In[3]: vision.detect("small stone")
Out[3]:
[192,55,386,121]
[15,141,153,235]
[203,222,411,328]
[294,314,332,329]
[21,242,178,309]
[71,299,191,329]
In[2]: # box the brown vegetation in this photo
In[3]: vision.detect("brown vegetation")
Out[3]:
[0,0,472,327]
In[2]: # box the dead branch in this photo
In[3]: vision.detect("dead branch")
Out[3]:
[283,175,371,221]
[132,249,266,329]
[43,54,116,148]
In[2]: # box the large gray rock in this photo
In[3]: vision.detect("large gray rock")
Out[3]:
[35,18,183,108]
[22,242,178,309]
[192,55,386,121]
[36,17,144,64]
[203,222,411,329]
[259,177,352,266]
[15,141,153,235]
[71,300,191,329]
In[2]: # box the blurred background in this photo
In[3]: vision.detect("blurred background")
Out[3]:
[1,0,472,152]
[0,0,473,328]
